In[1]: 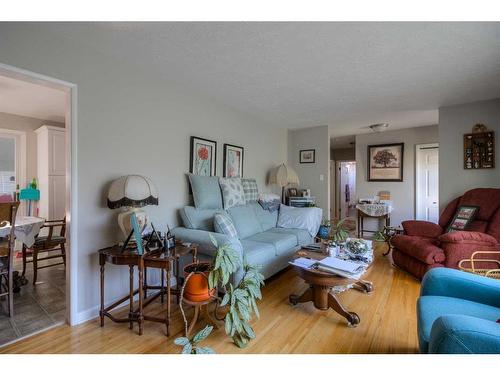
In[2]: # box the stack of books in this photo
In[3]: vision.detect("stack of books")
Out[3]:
[316,257,367,280]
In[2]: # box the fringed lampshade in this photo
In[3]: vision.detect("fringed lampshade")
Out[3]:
[268,164,300,203]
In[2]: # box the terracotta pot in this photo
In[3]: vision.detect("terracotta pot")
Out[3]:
[183,262,216,302]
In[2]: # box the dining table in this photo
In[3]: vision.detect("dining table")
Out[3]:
[0,216,45,290]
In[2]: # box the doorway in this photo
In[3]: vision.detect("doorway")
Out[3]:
[0,63,76,347]
[416,143,439,223]
[336,161,356,220]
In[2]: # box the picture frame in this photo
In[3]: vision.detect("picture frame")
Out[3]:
[190,136,217,176]
[300,149,315,164]
[223,143,244,178]
[288,188,298,197]
[367,143,404,181]
[447,205,479,232]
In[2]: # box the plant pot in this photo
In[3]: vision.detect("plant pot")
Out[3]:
[183,262,216,302]
[318,225,331,240]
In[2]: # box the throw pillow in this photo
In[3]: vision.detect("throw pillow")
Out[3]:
[219,177,246,209]
[213,212,238,238]
[447,205,480,232]
[188,174,223,209]
[241,178,259,202]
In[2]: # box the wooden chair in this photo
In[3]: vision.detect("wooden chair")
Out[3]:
[22,217,66,285]
[0,201,20,317]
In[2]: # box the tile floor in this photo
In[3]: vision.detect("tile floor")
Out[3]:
[0,255,66,346]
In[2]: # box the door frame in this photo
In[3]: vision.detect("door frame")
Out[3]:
[0,128,26,193]
[415,143,439,221]
[335,160,356,219]
[0,62,78,326]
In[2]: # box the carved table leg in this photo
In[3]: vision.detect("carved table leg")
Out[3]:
[129,265,134,329]
[352,280,374,293]
[166,268,171,337]
[99,259,105,327]
[138,260,144,335]
[289,286,313,305]
[328,293,360,327]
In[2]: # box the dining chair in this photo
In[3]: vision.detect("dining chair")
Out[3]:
[0,201,20,317]
[22,217,66,285]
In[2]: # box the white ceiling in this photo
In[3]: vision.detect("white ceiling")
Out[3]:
[25,22,500,133]
[0,75,66,123]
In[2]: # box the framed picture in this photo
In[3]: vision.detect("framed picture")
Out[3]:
[300,149,315,164]
[223,143,244,177]
[190,136,217,176]
[447,205,479,232]
[288,188,298,197]
[368,143,404,181]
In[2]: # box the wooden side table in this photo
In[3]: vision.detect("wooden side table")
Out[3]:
[98,243,197,336]
[357,210,390,238]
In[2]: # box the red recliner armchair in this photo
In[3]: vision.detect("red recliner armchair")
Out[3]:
[392,188,500,279]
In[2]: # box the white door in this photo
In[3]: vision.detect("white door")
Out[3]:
[416,144,439,223]
[49,175,66,220]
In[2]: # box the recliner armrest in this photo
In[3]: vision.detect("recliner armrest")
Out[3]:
[421,268,500,308]
[438,231,498,245]
[429,314,500,354]
[401,220,443,238]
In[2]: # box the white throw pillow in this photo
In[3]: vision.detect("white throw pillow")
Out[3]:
[219,177,246,209]
[277,204,323,237]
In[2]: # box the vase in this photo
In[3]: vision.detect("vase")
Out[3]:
[183,262,216,302]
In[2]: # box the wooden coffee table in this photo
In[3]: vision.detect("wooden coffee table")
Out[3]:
[289,248,373,327]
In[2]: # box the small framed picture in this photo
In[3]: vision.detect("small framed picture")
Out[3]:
[368,143,404,181]
[447,205,479,232]
[288,188,298,197]
[300,149,315,164]
[223,143,244,177]
[190,136,217,176]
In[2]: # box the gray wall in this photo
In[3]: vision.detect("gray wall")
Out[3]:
[356,125,439,229]
[439,98,500,208]
[330,147,355,161]
[288,125,330,217]
[0,23,287,323]
[0,112,64,185]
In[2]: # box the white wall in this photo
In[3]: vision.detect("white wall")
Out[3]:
[288,125,330,218]
[355,125,439,230]
[439,98,500,208]
[0,24,287,323]
[0,112,64,186]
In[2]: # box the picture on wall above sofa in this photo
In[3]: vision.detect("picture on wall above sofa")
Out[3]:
[368,142,404,181]
[190,136,217,176]
[223,143,244,178]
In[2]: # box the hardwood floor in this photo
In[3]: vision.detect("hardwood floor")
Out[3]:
[0,243,421,354]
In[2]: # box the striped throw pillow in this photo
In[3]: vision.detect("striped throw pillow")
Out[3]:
[242,178,259,202]
[213,212,238,238]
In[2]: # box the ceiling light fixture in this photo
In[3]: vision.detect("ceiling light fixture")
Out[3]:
[369,123,389,132]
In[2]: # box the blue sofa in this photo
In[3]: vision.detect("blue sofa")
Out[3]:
[172,201,315,283]
[417,267,500,353]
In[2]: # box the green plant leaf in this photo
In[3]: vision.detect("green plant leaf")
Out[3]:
[242,322,255,339]
[225,312,232,335]
[220,293,230,306]
[237,301,250,321]
[195,347,216,354]
[192,325,213,343]
[181,343,193,354]
[251,297,260,319]
[174,337,189,346]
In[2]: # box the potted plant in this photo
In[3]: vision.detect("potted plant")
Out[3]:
[330,218,349,245]
[318,219,331,239]
[183,262,216,302]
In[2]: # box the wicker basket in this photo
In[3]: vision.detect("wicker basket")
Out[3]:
[458,250,500,280]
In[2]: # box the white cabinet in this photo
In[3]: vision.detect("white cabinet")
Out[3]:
[36,125,66,220]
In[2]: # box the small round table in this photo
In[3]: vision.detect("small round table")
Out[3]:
[289,249,373,327]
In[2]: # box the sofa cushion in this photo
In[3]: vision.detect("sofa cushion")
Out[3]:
[241,178,259,203]
[241,240,276,265]
[277,204,322,237]
[219,177,246,209]
[213,212,238,238]
[246,231,298,255]
[392,235,445,265]
[179,206,223,231]
[188,174,223,209]
[266,227,313,246]
[417,295,500,353]
[227,205,262,239]
[249,201,278,231]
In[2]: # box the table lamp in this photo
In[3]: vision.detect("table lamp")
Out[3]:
[107,175,158,242]
[268,163,300,203]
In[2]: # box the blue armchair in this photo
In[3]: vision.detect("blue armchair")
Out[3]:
[417,267,500,353]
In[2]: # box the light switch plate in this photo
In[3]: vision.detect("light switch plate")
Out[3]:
[319,174,324,181]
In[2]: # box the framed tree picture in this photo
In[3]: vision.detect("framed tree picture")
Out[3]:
[223,143,244,177]
[190,136,217,176]
[368,143,404,181]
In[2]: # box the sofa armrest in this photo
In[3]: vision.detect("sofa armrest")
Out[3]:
[438,231,498,245]
[171,227,244,284]
[401,220,443,238]
[429,315,500,354]
[421,268,500,308]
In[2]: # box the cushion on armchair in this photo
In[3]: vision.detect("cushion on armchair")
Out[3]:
[392,235,445,265]
[401,220,443,238]
[438,231,498,245]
